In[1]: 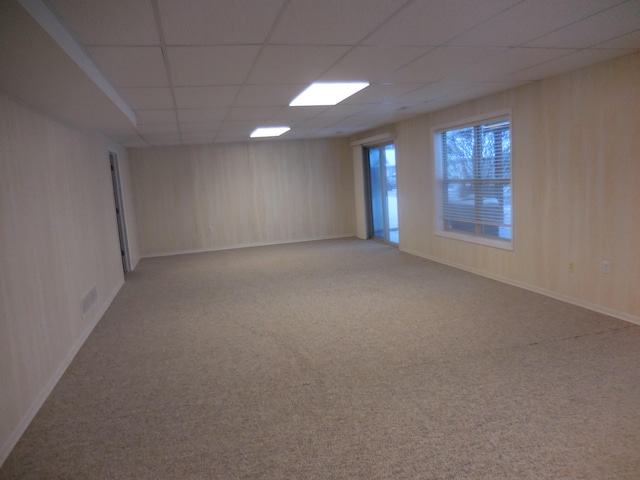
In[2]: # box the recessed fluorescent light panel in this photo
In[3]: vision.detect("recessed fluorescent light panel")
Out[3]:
[290,82,369,106]
[250,126,291,138]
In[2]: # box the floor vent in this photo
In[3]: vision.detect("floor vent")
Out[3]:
[82,287,97,316]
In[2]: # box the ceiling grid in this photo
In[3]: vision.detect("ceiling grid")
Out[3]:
[2,0,638,146]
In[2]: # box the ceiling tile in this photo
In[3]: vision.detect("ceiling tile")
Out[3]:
[217,120,259,136]
[330,115,386,129]
[173,86,240,109]
[447,47,577,82]
[181,134,215,145]
[268,106,328,125]
[341,83,423,104]
[384,46,507,83]
[316,104,375,117]
[135,109,176,124]
[264,116,313,128]
[180,121,222,133]
[356,102,411,115]
[143,134,182,146]
[247,46,350,84]
[420,97,467,113]
[168,46,260,86]
[595,29,640,49]
[100,126,144,144]
[136,124,179,135]
[364,0,521,46]
[118,87,174,110]
[353,111,414,126]
[47,0,158,45]
[320,46,431,82]
[450,0,626,47]
[181,129,216,138]
[307,127,357,137]
[235,85,305,107]
[177,108,229,123]
[87,46,169,87]
[158,0,284,45]
[281,127,323,138]
[226,106,282,121]
[297,116,341,129]
[100,126,140,136]
[214,133,250,144]
[392,81,476,104]
[455,81,530,99]
[270,0,406,44]
[503,48,635,81]
[527,1,640,48]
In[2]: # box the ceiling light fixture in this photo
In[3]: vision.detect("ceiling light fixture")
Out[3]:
[250,126,291,138]
[290,82,369,106]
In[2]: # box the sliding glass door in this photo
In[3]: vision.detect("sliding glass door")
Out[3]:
[366,143,398,244]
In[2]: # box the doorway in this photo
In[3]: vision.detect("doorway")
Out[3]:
[109,152,131,273]
[365,142,398,245]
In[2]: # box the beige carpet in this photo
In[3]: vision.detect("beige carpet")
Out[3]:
[1,238,639,479]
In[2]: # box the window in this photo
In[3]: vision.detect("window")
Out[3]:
[434,114,512,248]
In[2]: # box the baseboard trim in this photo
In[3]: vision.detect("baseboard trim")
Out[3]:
[0,278,124,468]
[140,234,356,258]
[401,247,640,327]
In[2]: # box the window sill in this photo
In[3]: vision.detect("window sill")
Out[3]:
[435,230,513,251]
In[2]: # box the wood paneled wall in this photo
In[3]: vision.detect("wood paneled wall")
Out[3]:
[0,93,138,464]
[358,53,639,322]
[129,139,355,256]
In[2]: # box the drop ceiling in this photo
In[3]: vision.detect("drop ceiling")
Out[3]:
[1,0,639,147]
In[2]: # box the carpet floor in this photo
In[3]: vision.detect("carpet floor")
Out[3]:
[1,238,639,479]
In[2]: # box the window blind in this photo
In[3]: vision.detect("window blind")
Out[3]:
[437,118,511,242]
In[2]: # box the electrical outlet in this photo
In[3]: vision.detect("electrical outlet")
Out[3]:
[602,260,611,274]
[568,261,575,273]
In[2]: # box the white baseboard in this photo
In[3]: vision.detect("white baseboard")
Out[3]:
[0,279,124,468]
[141,234,356,258]
[401,247,640,327]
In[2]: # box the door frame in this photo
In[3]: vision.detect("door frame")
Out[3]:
[109,152,131,273]
[363,141,398,245]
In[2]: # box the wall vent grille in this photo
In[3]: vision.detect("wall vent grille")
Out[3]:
[81,287,97,316]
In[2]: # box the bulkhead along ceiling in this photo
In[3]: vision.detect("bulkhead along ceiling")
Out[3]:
[1,0,639,147]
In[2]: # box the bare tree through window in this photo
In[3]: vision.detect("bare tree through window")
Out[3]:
[438,118,511,242]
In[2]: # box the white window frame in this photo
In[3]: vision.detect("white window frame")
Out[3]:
[433,110,513,251]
